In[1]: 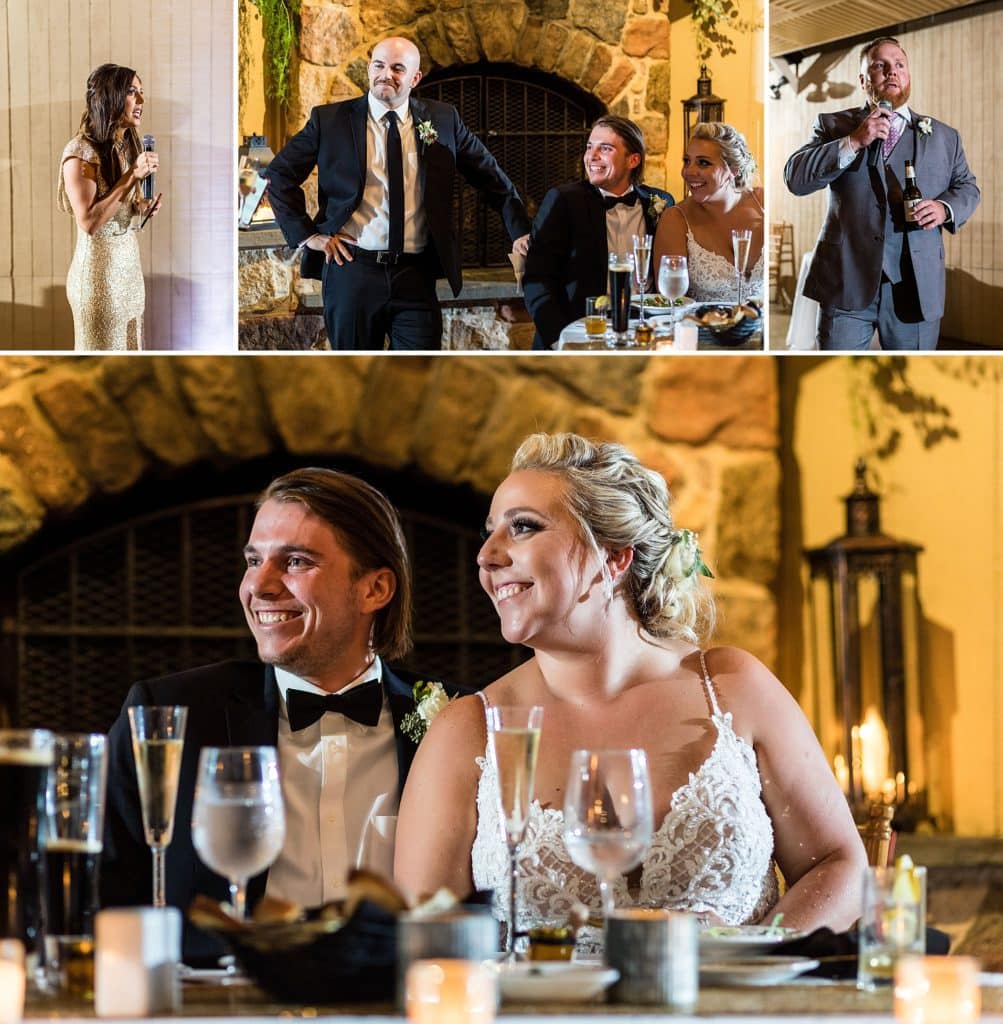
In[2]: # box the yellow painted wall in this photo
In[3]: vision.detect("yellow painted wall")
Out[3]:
[239,0,268,142]
[667,6,764,200]
[784,358,1003,836]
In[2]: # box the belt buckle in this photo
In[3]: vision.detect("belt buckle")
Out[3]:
[376,250,398,265]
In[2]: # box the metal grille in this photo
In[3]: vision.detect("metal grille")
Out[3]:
[3,496,525,734]
[416,63,604,267]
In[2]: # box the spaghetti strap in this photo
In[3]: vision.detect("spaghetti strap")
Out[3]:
[476,690,490,710]
[697,650,723,718]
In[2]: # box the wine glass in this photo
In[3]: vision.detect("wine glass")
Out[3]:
[732,228,752,306]
[127,706,188,908]
[562,749,654,918]
[485,705,544,958]
[191,746,285,919]
[657,255,689,337]
[632,233,653,326]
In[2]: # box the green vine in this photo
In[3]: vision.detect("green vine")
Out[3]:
[689,0,760,63]
[248,0,301,109]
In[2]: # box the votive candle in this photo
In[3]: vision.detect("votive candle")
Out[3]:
[894,955,981,1023]
[0,941,25,1024]
[406,959,496,1024]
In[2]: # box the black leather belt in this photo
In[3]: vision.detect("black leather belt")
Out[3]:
[347,246,424,266]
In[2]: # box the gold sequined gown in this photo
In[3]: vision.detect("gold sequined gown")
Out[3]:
[58,135,144,350]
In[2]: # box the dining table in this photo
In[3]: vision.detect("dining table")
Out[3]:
[553,317,763,352]
[21,969,1003,1023]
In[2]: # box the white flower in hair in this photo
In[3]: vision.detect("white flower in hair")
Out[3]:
[665,529,715,581]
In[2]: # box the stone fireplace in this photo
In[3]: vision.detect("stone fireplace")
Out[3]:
[0,354,777,730]
[238,0,672,349]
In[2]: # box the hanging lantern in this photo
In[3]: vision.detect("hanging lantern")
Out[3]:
[682,64,725,144]
[805,460,927,830]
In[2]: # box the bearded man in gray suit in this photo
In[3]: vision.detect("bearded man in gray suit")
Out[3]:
[784,36,980,350]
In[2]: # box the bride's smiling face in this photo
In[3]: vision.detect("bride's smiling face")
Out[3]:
[682,139,734,203]
[477,470,603,648]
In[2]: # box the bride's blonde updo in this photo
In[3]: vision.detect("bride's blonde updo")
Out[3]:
[510,432,715,643]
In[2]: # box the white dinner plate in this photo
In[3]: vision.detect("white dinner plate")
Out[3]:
[496,962,619,1003]
[699,925,802,958]
[633,297,697,319]
[700,956,820,986]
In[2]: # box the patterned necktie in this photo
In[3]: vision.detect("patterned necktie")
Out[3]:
[286,680,383,731]
[882,114,903,160]
[383,111,404,255]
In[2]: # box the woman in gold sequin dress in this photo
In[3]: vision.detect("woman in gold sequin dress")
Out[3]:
[58,64,160,351]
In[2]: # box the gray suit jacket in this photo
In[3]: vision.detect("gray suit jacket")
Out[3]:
[784,106,980,321]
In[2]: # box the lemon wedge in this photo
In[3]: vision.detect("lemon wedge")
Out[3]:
[593,295,610,311]
[892,854,922,904]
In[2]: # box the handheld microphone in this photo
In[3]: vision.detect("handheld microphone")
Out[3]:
[142,134,156,201]
[867,100,893,168]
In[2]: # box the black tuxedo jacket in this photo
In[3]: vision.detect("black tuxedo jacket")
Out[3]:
[264,95,531,293]
[522,180,675,349]
[100,659,454,960]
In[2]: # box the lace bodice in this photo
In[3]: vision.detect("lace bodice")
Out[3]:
[686,232,765,303]
[471,654,779,955]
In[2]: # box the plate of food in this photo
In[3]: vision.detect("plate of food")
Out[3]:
[699,924,802,958]
[496,962,619,1003]
[700,956,819,986]
[632,295,697,319]
[684,302,762,345]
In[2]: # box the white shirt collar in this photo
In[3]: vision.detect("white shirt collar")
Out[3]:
[872,102,911,123]
[368,92,411,130]
[275,655,383,708]
[597,185,636,199]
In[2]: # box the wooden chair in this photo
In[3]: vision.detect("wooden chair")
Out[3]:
[770,222,796,311]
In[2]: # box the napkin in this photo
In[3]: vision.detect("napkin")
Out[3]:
[768,925,951,980]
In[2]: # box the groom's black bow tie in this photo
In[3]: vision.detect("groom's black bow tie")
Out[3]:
[286,680,383,731]
[603,191,638,210]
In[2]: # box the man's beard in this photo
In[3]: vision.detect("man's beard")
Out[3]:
[869,82,911,109]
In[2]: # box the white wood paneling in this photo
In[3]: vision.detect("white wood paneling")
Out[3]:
[0,0,235,350]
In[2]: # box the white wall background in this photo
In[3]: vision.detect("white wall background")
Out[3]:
[0,0,235,350]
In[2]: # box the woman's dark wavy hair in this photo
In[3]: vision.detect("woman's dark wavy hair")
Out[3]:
[79,63,141,194]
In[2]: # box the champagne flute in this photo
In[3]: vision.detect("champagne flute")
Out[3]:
[191,747,285,919]
[562,749,654,918]
[632,233,653,325]
[485,705,544,958]
[732,228,752,306]
[127,706,187,908]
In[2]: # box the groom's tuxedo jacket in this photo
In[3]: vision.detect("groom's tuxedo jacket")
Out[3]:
[522,180,675,349]
[100,659,453,959]
[784,106,980,322]
[264,95,531,292]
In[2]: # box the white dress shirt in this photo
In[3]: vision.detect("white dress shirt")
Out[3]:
[264,657,400,906]
[343,94,427,254]
[599,187,649,284]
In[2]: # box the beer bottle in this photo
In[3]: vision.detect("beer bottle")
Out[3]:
[903,161,922,225]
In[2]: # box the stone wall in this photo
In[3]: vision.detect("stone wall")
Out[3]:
[287,0,672,187]
[0,354,779,666]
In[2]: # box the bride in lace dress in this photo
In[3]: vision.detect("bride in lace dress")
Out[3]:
[395,433,866,953]
[652,122,764,303]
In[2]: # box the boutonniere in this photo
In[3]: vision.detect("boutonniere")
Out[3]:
[400,680,451,742]
[416,120,438,148]
[917,117,933,136]
[646,194,668,220]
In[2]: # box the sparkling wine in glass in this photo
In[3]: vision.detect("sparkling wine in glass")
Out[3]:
[732,228,752,306]
[127,706,187,908]
[563,749,653,918]
[632,234,653,325]
[485,705,544,958]
[191,746,285,919]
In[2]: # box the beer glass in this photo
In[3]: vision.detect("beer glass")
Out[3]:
[191,747,285,919]
[607,252,634,346]
[0,730,55,981]
[44,733,107,997]
[127,706,188,908]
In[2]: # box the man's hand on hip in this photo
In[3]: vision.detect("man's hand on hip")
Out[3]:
[912,199,949,230]
[305,232,357,265]
[848,106,893,152]
[512,233,531,257]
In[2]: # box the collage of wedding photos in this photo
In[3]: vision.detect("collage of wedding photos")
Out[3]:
[1,0,1003,1020]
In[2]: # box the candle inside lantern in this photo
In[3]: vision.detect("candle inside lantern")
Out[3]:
[406,960,497,1024]
[859,707,890,800]
[0,940,25,1024]
[894,955,980,1024]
